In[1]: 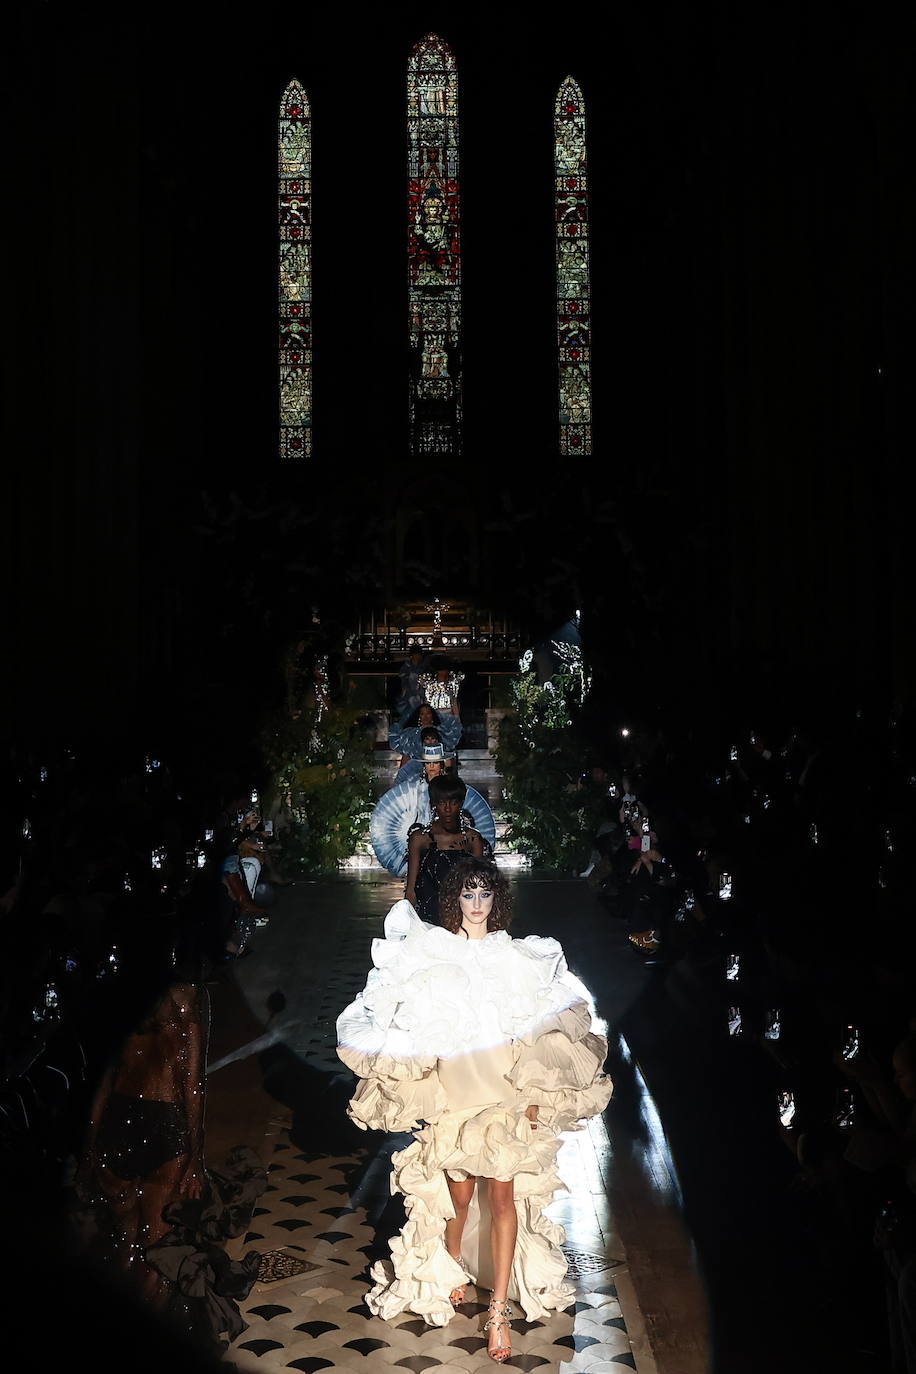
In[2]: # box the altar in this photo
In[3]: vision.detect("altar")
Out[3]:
[343,598,525,753]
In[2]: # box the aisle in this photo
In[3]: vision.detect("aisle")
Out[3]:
[223,1121,644,1373]
[209,874,702,1373]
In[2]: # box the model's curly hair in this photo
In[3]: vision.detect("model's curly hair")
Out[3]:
[438,858,513,935]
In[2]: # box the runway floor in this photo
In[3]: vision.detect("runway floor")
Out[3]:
[206,874,708,1374]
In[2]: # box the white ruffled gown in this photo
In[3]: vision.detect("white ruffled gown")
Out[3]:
[336,901,613,1328]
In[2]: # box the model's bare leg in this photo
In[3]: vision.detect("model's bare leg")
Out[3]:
[484,1178,517,1360]
[444,1174,476,1304]
[486,1178,517,1299]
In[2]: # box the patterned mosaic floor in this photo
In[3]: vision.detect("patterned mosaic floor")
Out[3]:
[223,1120,646,1374]
[220,877,658,1373]
[222,1104,650,1374]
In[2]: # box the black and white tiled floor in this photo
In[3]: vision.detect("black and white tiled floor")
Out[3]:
[222,878,658,1373]
[224,1119,652,1373]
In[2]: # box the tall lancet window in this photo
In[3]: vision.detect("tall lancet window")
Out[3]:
[407,34,461,456]
[555,78,591,456]
[279,80,311,459]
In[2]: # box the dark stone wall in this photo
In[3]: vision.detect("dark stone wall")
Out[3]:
[7,12,142,740]
[6,9,915,748]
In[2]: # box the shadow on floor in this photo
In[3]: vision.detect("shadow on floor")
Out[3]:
[256,1039,408,1266]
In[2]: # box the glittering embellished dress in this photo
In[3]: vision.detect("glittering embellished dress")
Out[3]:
[336,901,612,1327]
[417,671,464,715]
[75,983,208,1305]
[412,841,474,923]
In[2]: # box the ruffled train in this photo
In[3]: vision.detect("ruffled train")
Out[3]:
[365,1104,576,1326]
[336,910,613,1327]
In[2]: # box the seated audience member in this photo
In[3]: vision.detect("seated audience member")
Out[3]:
[841,1033,916,1372]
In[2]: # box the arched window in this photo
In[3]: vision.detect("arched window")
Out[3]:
[407,34,461,456]
[279,80,311,459]
[555,77,591,456]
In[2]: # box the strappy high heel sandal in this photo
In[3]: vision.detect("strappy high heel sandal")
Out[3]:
[484,1298,513,1363]
[447,1253,467,1308]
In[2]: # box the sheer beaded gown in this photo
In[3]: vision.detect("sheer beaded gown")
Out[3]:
[336,901,612,1326]
[75,983,207,1305]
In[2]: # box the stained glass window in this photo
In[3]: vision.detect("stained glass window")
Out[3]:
[407,34,461,456]
[555,78,591,456]
[279,80,311,459]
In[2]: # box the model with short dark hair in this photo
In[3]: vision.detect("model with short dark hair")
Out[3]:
[405,774,488,922]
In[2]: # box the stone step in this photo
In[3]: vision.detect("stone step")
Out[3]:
[341,823,526,872]
[340,849,529,871]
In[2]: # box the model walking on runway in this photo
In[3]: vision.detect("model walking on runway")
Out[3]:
[337,858,612,1361]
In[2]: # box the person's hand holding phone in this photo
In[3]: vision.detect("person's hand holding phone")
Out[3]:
[833,1046,883,1086]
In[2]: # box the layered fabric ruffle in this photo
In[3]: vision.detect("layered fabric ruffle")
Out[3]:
[511,1001,614,1134]
[336,1047,447,1135]
[336,909,592,1066]
[336,902,613,1326]
[367,1106,575,1325]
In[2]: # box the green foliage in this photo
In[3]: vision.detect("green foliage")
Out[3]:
[260,704,375,875]
[494,671,593,872]
[488,676,515,709]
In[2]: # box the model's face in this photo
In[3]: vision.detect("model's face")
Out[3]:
[425,762,443,779]
[418,707,435,726]
[435,797,460,824]
[460,882,494,930]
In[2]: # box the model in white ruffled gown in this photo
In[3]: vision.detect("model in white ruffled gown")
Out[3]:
[336,865,612,1356]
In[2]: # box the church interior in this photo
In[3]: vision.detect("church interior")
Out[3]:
[4,7,916,1373]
